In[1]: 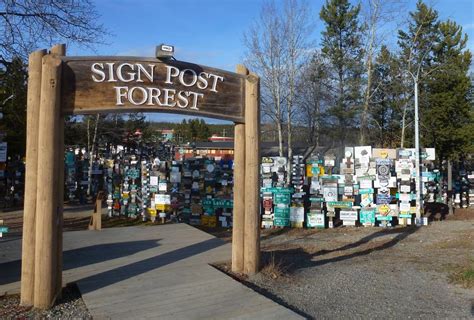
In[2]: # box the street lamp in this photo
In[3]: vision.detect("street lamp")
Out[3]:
[401,70,423,224]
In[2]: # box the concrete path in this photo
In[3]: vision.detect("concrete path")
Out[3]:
[0,224,303,319]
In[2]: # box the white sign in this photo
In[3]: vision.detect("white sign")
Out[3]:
[149,176,158,186]
[290,207,304,222]
[155,194,170,205]
[340,210,358,221]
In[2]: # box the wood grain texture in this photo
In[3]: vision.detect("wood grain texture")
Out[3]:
[243,72,261,275]
[60,57,246,123]
[20,49,46,306]
[231,65,248,273]
[34,55,62,309]
[50,44,66,300]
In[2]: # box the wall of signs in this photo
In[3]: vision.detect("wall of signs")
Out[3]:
[259,147,470,229]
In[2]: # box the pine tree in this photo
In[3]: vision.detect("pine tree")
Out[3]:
[320,0,364,146]
[369,46,404,147]
[424,20,472,162]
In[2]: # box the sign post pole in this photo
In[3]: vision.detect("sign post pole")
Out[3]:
[231,65,247,273]
[50,44,66,299]
[20,48,46,306]
[33,53,62,309]
[244,71,260,275]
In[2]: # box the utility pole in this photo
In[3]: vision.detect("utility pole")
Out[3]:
[413,77,422,223]
[401,70,423,223]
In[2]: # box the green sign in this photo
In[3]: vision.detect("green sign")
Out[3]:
[327,201,352,208]
[273,218,290,227]
[261,187,293,194]
[360,209,375,224]
[0,226,9,233]
[359,188,374,194]
[274,193,291,205]
[274,207,290,217]
[399,214,412,218]
[376,215,392,221]
[309,197,324,202]
[202,199,213,206]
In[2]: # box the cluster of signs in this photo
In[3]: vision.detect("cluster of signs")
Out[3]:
[262,146,436,229]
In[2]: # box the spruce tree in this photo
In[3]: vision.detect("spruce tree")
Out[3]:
[319,0,364,146]
[424,20,472,162]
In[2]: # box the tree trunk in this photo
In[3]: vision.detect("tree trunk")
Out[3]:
[87,114,100,197]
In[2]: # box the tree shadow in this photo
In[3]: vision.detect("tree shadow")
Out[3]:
[262,226,419,274]
[76,237,224,294]
[0,239,162,286]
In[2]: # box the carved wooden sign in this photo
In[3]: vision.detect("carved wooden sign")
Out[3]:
[60,57,246,123]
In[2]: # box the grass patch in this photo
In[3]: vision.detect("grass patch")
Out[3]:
[449,262,474,288]
[261,252,288,279]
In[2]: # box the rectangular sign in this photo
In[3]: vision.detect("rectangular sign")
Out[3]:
[340,210,358,221]
[327,201,352,208]
[60,57,246,123]
[360,208,376,224]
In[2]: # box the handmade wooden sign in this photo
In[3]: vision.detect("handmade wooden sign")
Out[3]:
[60,57,246,123]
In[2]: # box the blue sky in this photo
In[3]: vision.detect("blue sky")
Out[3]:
[67,0,473,124]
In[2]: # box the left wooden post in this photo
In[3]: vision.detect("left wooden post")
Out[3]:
[20,49,47,306]
[33,53,62,309]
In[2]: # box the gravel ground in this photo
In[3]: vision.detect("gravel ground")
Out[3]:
[221,209,474,319]
[0,283,91,319]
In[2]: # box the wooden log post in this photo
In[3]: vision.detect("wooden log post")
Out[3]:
[231,65,247,273]
[20,49,47,306]
[243,71,261,275]
[33,54,62,309]
[89,191,104,231]
[50,44,66,298]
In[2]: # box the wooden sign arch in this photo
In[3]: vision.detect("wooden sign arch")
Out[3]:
[20,45,261,309]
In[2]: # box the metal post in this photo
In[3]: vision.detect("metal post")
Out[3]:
[414,78,422,223]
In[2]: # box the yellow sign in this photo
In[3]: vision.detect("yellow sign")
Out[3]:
[378,204,391,216]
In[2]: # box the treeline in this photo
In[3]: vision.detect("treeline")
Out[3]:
[244,0,473,164]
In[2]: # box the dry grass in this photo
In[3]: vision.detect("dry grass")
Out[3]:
[449,261,474,288]
[260,252,288,279]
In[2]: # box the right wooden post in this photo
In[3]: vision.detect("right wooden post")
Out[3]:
[243,71,261,275]
[231,65,248,273]
[33,54,62,309]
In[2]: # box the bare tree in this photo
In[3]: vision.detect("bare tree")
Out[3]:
[282,0,313,183]
[86,114,100,197]
[359,0,406,145]
[296,52,330,146]
[244,1,286,157]
[0,0,108,64]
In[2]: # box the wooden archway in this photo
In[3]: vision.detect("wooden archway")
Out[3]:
[20,44,261,309]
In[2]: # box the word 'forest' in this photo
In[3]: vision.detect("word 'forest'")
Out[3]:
[90,63,225,109]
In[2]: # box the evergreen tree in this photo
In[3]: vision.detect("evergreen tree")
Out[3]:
[369,46,404,147]
[319,0,364,146]
[424,20,472,161]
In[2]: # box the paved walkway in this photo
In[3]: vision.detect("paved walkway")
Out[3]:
[0,224,302,319]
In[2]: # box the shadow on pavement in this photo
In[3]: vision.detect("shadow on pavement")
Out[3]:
[77,237,224,294]
[0,239,161,286]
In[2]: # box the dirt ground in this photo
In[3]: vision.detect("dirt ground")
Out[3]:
[216,208,474,319]
[3,206,474,319]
